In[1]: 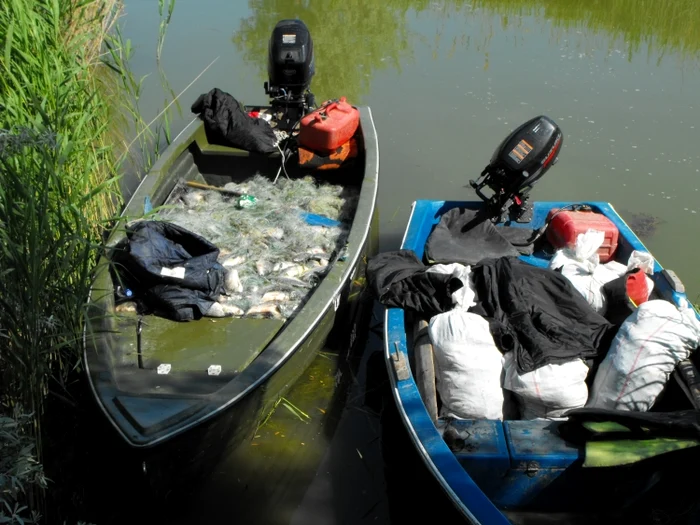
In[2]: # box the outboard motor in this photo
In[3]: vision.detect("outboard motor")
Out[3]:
[264,19,316,129]
[470,115,563,223]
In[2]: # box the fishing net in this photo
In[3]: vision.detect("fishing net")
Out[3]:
[155,174,360,320]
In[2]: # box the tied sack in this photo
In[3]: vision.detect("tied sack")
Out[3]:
[503,351,590,419]
[429,310,506,420]
[549,229,654,315]
[587,299,700,412]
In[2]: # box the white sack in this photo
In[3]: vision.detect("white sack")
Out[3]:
[426,262,476,310]
[549,230,654,314]
[587,299,700,411]
[428,309,505,420]
[503,351,590,419]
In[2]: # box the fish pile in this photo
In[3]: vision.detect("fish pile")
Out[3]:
[156,174,359,321]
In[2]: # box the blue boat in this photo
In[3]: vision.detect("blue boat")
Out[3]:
[382,197,700,523]
[377,117,700,523]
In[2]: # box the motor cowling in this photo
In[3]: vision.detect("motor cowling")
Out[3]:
[266,19,315,102]
[470,115,563,222]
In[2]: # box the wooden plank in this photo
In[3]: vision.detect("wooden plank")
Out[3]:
[412,318,438,422]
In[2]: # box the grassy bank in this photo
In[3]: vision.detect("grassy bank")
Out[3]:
[0,0,126,522]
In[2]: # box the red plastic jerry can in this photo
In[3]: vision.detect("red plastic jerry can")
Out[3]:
[546,208,620,263]
[298,97,360,153]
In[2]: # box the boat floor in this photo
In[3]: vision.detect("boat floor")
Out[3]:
[112,310,284,386]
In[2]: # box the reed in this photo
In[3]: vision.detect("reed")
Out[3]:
[0,0,178,521]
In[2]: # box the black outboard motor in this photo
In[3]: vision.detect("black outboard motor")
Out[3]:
[470,115,563,223]
[264,19,316,128]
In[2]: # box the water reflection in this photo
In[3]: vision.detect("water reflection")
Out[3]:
[232,0,443,103]
[232,0,700,99]
[418,0,700,65]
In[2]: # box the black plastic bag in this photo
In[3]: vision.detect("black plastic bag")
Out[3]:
[191,88,278,154]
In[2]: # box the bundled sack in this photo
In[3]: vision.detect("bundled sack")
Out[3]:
[424,262,476,311]
[429,309,507,420]
[503,351,590,419]
[191,88,278,154]
[549,229,655,314]
[587,299,700,412]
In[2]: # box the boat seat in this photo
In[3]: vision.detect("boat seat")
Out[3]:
[439,417,582,510]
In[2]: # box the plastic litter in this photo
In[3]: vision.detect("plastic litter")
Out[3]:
[208,364,222,376]
[157,363,172,375]
[237,195,258,209]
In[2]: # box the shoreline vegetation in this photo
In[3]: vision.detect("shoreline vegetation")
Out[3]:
[0,0,176,522]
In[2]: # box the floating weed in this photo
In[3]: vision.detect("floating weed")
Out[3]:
[281,397,311,422]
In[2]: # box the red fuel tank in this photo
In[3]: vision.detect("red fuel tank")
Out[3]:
[546,208,619,263]
[298,97,360,153]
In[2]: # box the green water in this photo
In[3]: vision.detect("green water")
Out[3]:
[124,0,700,300]
[117,0,700,522]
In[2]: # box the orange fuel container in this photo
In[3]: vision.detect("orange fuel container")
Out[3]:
[298,97,360,153]
[546,208,619,263]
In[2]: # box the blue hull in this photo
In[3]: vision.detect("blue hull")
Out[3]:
[382,200,698,524]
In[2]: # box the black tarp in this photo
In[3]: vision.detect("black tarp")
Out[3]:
[366,249,464,317]
[191,88,278,154]
[424,207,536,265]
[111,220,226,321]
[367,251,616,374]
[469,257,616,374]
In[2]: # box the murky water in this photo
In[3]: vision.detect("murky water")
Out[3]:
[112,0,700,522]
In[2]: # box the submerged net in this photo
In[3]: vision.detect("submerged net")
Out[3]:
[155,174,360,320]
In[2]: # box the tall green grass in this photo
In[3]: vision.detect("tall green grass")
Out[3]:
[0,0,123,520]
[0,0,178,521]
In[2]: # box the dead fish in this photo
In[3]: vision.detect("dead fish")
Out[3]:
[256,260,272,276]
[301,265,329,281]
[205,302,226,317]
[277,276,311,288]
[182,191,205,207]
[262,227,284,240]
[261,291,290,303]
[223,256,246,268]
[115,301,138,313]
[282,265,304,278]
[245,302,283,319]
[206,302,244,318]
[273,261,295,272]
[224,182,249,194]
[222,304,244,316]
[225,269,243,294]
[292,251,330,264]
